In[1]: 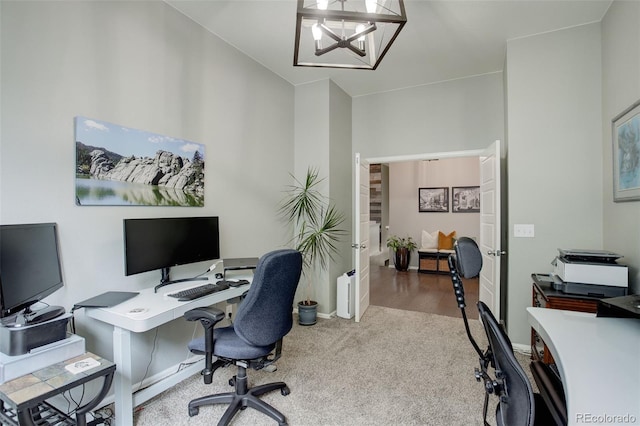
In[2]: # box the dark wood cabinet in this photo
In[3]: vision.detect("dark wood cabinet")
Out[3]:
[531,275,600,364]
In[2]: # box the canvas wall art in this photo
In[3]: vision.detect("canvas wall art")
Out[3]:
[75,117,205,206]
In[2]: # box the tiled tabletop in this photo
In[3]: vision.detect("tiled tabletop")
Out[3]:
[0,351,115,409]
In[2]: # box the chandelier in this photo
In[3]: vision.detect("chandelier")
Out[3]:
[294,0,407,70]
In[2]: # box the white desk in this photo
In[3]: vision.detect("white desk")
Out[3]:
[87,276,252,426]
[527,307,640,425]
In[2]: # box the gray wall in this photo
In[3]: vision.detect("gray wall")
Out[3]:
[352,72,505,159]
[602,0,640,295]
[328,81,354,311]
[505,23,603,344]
[293,79,353,315]
[1,1,294,386]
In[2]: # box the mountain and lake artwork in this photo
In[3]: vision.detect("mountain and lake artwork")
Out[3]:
[75,117,205,206]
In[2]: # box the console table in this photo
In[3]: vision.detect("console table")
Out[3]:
[86,275,252,426]
[0,352,115,426]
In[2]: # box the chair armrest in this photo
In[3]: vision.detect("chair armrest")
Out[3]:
[184,306,225,385]
[184,306,225,324]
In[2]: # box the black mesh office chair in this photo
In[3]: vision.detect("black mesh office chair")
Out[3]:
[183,249,302,426]
[448,237,495,424]
[448,237,566,426]
[479,301,561,426]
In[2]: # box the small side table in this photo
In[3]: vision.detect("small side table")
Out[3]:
[0,352,115,426]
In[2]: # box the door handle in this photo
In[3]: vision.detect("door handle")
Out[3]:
[487,250,506,256]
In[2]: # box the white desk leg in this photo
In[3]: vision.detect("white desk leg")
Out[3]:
[113,326,133,426]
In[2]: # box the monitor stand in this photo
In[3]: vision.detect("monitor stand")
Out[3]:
[154,267,208,293]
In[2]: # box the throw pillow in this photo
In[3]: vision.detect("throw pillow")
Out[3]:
[421,229,439,249]
[438,231,456,250]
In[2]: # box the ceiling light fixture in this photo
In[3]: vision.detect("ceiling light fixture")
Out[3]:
[294,0,407,70]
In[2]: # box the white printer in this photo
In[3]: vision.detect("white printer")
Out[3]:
[552,249,628,297]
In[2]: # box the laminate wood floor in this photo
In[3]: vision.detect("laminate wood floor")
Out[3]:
[369,264,479,319]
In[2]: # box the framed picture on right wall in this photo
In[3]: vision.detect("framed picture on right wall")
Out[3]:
[612,99,640,202]
[452,186,480,213]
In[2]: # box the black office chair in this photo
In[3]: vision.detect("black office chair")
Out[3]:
[183,249,303,426]
[479,301,562,426]
[449,237,566,426]
[448,237,495,424]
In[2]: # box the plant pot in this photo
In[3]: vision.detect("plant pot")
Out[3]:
[394,248,411,271]
[298,300,318,326]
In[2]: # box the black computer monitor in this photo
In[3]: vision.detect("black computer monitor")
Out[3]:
[123,216,221,291]
[0,223,65,321]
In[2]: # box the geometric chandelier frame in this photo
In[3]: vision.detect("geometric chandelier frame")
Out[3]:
[294,0,407,70]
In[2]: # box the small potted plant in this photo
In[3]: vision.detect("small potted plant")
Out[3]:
[278,167,345,325]
[386,235,417,271]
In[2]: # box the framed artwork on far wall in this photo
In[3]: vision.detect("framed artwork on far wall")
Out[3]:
[612,99,640,202]
[418,187,449,212]
[452,186,480,213]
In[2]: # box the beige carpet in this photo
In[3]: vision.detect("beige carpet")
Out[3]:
[133,306,528,425]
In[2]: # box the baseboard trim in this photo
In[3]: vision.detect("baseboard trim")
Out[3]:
[292,307,336,320]
[94,354,204,414]
[512,342,531,356]
[319,310,335,319]
[386,265,419,271]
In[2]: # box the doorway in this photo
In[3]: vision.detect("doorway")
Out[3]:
[364,150,484,319]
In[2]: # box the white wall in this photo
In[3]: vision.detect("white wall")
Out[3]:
[505,23,603,343]
[602,0,640,295]
[388,157,480,267]
[1,1,294,386]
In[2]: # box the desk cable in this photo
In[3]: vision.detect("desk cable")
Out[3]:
[137,328,160,393]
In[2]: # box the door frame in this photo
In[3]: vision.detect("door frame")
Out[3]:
[357,147,504,318]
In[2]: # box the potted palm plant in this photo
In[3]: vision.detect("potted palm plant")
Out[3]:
[278,167,345,325]
[387,235,417,271]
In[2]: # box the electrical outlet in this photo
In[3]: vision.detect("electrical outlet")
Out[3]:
[514,224,535,238]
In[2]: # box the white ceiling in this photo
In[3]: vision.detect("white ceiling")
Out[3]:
[165,0,613,97]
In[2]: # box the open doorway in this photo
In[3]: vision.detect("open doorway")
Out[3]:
[365,151,484,319]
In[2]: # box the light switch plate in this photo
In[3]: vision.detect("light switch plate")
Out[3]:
[514,224,535,238]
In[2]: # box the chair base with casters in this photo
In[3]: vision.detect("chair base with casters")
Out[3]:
[187,359,290,425]
[185,306,291,426]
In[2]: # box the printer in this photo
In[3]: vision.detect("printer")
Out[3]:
[551,249,628,298]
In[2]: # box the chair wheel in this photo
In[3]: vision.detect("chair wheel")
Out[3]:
[281,386,290,396]
[189,406,199,417]
[229,377,236,386]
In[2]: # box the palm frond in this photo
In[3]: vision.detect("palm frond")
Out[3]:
[278,167,346,302]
